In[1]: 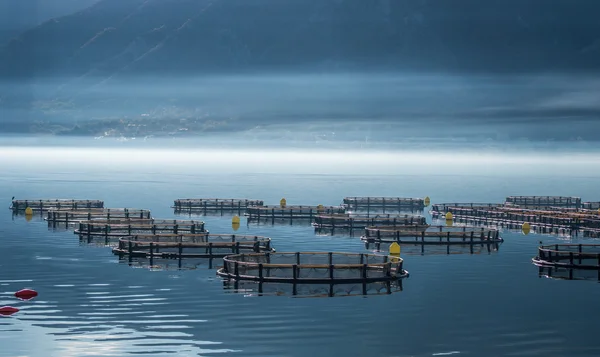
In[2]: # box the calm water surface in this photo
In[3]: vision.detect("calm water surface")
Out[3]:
[1,144,600,357]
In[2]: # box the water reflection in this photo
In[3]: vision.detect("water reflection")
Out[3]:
[222,279,404,298]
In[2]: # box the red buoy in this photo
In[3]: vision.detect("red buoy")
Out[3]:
[15,289,38,301]
[0,306,19,316]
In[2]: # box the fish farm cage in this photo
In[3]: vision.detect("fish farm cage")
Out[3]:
[113,233,274,267]
[216,252,408,297]
[313,214,427,229]
[222,278,405,297]
[582,202,600,210]
[74,219,207,237]
[537,265,600,282]
[505,196,582,208]
[342,197,425,212]
[173,199,264,213]
[371,241,501,256]
[246,205,347,220]
[46,208,152,224]
[361,225,502,244]
[532,244,600,269]
[11,199,104,211]
[443,216,574,236]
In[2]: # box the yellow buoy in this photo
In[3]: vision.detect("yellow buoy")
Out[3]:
[522,222,531,235]
[232,222,240,231]
[317,204,324,212]
[445,212,453,220]
[389,242,401,255]
[424,196,431,207]
[280,198,287,208]
[25,207,33,216]
[446,218,453,227]
[232,215,241,224]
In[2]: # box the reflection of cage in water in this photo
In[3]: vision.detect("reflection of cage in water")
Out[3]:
[11,199,104,211]
[223,278,405,297]
[75,219,207,237]
[313,214,426,229]
[217,252,408,297]
[537,265,600,282]
[533,244,600,269]
[46,208,152,224]
[362,225,502,244]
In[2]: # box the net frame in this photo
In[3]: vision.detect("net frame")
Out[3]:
[46,208,152,223]
[217,252,408,285]
[533,244,600,269]
[112,233,273,259]
[362,225,502,244]
[11,199,104,211]
[74,218,206,237]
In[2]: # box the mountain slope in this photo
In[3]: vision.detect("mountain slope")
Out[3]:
[0,0,100,45]
[2,0,600,83]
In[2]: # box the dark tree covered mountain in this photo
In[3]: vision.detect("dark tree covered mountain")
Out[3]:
[0,0,99,45]
[2,0,600,82]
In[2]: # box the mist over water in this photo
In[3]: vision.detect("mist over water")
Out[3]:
[3,72,600,142]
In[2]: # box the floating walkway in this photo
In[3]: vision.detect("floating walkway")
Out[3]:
[11,199,104,211]
[173,199,264,213]
[246,205,346,220]
[216,252,408,297]
[532,244,600,269]
[313,214,426,230]
[113,233,273,265]
[342,197,425,211]
[75,219,206,237]
[361,225,502,244]
[46,208,152,224]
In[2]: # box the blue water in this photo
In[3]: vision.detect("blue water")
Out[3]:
[2,143,600,357]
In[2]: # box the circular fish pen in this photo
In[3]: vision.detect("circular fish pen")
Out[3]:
[75,219,206,237]
[46,208,152,224]
[113,233,274,269]
[313,214,427,230]
[532,244,600,269]
[217,252,408,297]
[362,225,502,244]
[11,199,104,212]
[246,205,346,221]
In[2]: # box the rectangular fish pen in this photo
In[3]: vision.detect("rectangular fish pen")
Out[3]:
[246,205,346,221]
[173,199,264,213]
[11,199,104,211]
[313,214,426,230]
[505,196,581,209]
[75,218,206,237]
[46,208,152,224]
[343,197,425,211]
[112,233,274,269]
